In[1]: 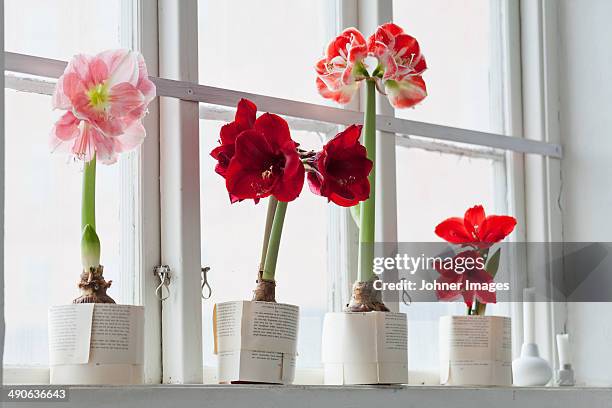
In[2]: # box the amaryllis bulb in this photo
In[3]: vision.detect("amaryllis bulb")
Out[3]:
[81,224,101,270]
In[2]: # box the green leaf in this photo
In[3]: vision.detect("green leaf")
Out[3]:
[81,224,101,270]
[485,247,502,278]
[350,203,361,227]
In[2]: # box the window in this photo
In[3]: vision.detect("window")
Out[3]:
[3,0,161,384]
[3,0,137,367]
[392,0,502,133]
[200,115,332,376]
[3,0,567,388]
[5,0,124,61]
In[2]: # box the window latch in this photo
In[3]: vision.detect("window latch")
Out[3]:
[153,265,171,301]
[201,266,212,300]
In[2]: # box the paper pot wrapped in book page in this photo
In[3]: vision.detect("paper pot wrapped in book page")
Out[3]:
[48,304,144,384]
[210,100,372,383]
[434,205,517,386]
[213,301,299,384]
[322,312,408,385]
[47,50,155,384]
[315,22,426,385]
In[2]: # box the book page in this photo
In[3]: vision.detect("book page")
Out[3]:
[439,316,512,385]
[48,304,94,365]
[377,312,408,362]
[242,301,299,355]
[88,304,144,364]
[214,301,245,354]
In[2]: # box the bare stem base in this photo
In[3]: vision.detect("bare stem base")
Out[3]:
[345,280,389,312]
[73,265,116,304]
[252,271,276,302]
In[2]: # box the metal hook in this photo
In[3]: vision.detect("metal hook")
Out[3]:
[401,278,412,306]
[201,266,212,299]
[154,265,171,301]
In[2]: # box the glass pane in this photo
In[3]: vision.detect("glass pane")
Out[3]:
[198,0,337,104]
[200,118,330,378]
[392,0,501,133]
[396,145,508,384]
[5,0,123,61]
[3,89,135,366]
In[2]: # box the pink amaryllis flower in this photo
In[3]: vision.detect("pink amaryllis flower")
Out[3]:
[435,250,496,308]
[51,49,156,164]
[367,23,427,109]
[315,28,368,104]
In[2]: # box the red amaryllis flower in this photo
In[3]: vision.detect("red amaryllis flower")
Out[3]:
[367,23,427,108]
[435,205,517,249]
[306,125,372,207]
[225,113,305,203]
[315,27,368,104]
[435,250,496,308]
[210,98,257,178]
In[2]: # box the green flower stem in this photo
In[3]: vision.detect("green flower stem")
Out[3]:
[82,155,96,231]
[262,200,288,281]
[81,154,100,270]
[259,196,279,272]
[358,79,377,283]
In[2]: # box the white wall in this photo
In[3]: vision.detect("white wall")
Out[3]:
[557,0,612,386]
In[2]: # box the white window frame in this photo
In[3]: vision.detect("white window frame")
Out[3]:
[2,0,566,386]
[2,0,163,384]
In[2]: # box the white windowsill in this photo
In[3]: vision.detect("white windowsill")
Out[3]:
[2,384,612,408]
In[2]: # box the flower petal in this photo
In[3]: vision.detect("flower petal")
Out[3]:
[235,98,257,129]
[115,121,146,152]
[52,111,80,141]
[109,82,145,118]
[464,205,486,238]
[478,215,517,244]
[253,113,292,148]
[101,49,140,87]
[435,217,473,244]
[384,76,427,109]
[316,77,359,105]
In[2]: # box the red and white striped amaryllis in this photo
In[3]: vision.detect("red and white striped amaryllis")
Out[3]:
[316,23,427,109]
[315,28,368,104]
[367,23,427,109]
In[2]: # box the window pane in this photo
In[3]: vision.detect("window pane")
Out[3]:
[396,145,508,383]
[393,0,501,133]
[3,89,136,366]
[198,0,337,103]
[200,118,330,378]
[5,0,123,61]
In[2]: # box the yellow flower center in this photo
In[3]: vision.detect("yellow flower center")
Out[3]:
[87,83,109,111]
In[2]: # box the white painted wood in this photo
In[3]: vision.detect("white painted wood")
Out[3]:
[158,0,203,384]
[2,385,611,408]
[134,0,163,384]
[520,0,565,366]
[3,52,563,158]
[0,0,5,387]
[498,0,529,359]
